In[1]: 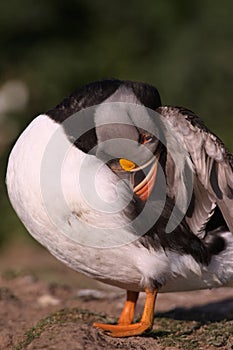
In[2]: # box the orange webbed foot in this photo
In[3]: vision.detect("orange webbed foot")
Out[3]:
[93,321,152,337]
[93,288,158,338]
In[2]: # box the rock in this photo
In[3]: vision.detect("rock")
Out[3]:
[37,294,60,307]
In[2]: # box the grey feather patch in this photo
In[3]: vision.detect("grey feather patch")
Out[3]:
[210,161,223,199]
[226,185,233,199]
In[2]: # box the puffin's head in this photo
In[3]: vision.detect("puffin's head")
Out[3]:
[94,94,164,201]
[48,79,163,201]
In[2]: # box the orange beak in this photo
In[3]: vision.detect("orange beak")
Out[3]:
[133,161,158,202]
[120,158,158,202]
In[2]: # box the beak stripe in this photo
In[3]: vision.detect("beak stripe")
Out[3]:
[134,161,158,202]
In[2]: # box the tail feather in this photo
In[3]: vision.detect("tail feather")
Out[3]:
[205,229,233,287]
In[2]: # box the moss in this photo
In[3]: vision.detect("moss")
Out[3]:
[13,308,106,350]
[152,318,233,349]
[13,309,233,350]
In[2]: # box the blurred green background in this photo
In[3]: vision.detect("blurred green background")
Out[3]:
[0,0,232,248]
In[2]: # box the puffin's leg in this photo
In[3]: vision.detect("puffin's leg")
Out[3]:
[117,290,139,325]
[93,288,158,337]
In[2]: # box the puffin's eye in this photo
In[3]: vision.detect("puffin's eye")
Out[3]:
[139,133,154,145]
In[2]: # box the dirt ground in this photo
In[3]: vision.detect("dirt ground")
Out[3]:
[0,241,232,350]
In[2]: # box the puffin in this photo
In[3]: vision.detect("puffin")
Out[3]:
[6,79,233,337]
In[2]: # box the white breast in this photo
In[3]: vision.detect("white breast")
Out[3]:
[6,115,146,290]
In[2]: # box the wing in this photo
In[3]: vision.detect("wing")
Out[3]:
[157,106,233,235]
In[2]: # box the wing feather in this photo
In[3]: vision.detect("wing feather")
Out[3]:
[157,106,233,234]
